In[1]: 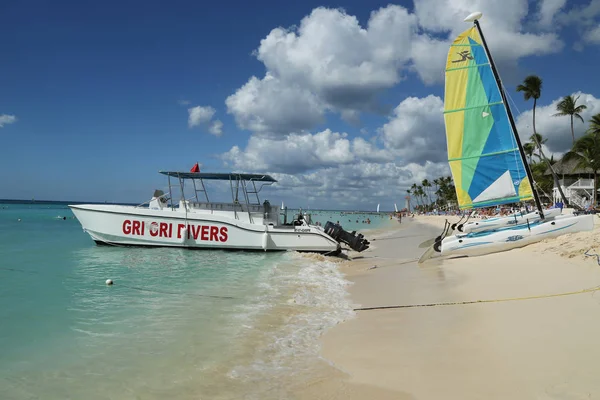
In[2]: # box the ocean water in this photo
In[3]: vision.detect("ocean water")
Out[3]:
[0,203,396,399]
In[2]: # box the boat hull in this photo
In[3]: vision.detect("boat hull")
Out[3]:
[441,214,594,257]
[459,208,562,233]
[69,205,340,253]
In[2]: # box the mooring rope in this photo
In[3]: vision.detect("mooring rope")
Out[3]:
[584,249,600,266]
[355,248,600,311]
[354,285,600,311]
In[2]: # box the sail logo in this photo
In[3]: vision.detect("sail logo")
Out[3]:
[452,50,473,63]
[506,235,524,242]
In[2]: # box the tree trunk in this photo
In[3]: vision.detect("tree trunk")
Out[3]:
[594,171,598,209]
[571,115,575,145]
[533,97,537,142]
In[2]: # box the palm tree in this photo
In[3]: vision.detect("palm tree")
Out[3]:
[516,75,568,206]
[562,129,600,208]
[529,133,547,160]
[410,183,419,206]
[433,178,440,206]
[523,142,535,164]
[553,94,587,145]
[587,113,600,135]
[516,75,542,136]
[421,179,432,205]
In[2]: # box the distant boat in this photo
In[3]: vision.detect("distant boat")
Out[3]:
[376,204,380,213]
[394,203,398,213]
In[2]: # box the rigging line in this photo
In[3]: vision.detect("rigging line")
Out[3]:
[503,85,523,116]
[354,285,600,311]
[500,83,528,187]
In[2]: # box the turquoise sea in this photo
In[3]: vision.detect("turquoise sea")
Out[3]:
[0,203,397,400]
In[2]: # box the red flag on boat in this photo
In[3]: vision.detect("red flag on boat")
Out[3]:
[190,163,200,173]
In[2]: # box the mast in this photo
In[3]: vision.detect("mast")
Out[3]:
[471,16,545,218]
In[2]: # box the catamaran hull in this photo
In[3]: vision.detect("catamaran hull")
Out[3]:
[459,208,562,233]
[441,214,594,257]
[69,205,340,253]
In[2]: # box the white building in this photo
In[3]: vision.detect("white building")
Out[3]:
[546,159,596,209]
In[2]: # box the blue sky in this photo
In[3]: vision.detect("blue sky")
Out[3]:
[2,0,600,210]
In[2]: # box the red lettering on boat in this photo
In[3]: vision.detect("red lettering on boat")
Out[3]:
[159,223,168,237]
[190,225,201,240]
[122,220,132,234]
[219,227,228,242]
[132,220,141,236]
[149,222,159,237]
[201,226,209,241]
[209,226,219,241]
[177,224,186,239]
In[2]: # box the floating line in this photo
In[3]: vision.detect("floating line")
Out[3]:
[0,267,235,300]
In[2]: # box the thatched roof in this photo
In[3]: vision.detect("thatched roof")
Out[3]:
[543,157,594,175]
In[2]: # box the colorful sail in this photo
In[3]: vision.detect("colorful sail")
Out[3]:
[444,26,533,210]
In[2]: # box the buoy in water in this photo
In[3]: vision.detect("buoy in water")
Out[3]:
[106,279,113,286]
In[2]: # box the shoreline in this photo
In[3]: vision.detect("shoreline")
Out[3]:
[298,214,600,399]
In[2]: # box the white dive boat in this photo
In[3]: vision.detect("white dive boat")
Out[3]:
[70,171,370,255]
[425,12,594,259]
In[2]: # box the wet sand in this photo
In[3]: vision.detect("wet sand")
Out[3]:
[298,214,600,399]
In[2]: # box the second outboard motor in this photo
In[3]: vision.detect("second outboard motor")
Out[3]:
[324,222,370,253]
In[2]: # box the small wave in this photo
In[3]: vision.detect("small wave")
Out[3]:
[70,328,122,338]
[226,253,356,395]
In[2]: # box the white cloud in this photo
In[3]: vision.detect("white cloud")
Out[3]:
[188,106,216,127]
[555,0,600,47]
[536,0,567,29]
[380,95,446,164]
[515,92,600,153]
[221,129,355,173]
[557,0,600,26]
[209,120,223,136]
[256,6,416,107]
[225,2,566,137]
[225,74,324,136]
[264,160,449,210]
[583,25,600,44]
[187,105,223,136]
[413,0,563,67]
[0,114,17,128]
[178,99,191,106]
[219,91,452,209]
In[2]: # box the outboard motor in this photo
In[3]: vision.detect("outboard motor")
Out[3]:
[324,222,370,253]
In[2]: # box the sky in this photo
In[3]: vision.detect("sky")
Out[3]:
[2,0,600,210]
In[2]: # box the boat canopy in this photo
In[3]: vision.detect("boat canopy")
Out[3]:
[159,171,277,182]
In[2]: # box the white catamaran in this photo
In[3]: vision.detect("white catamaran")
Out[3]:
[427,12,594,258]
[70,171,370,255]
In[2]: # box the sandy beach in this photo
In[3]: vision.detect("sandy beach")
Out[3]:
[299,214,600,399]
